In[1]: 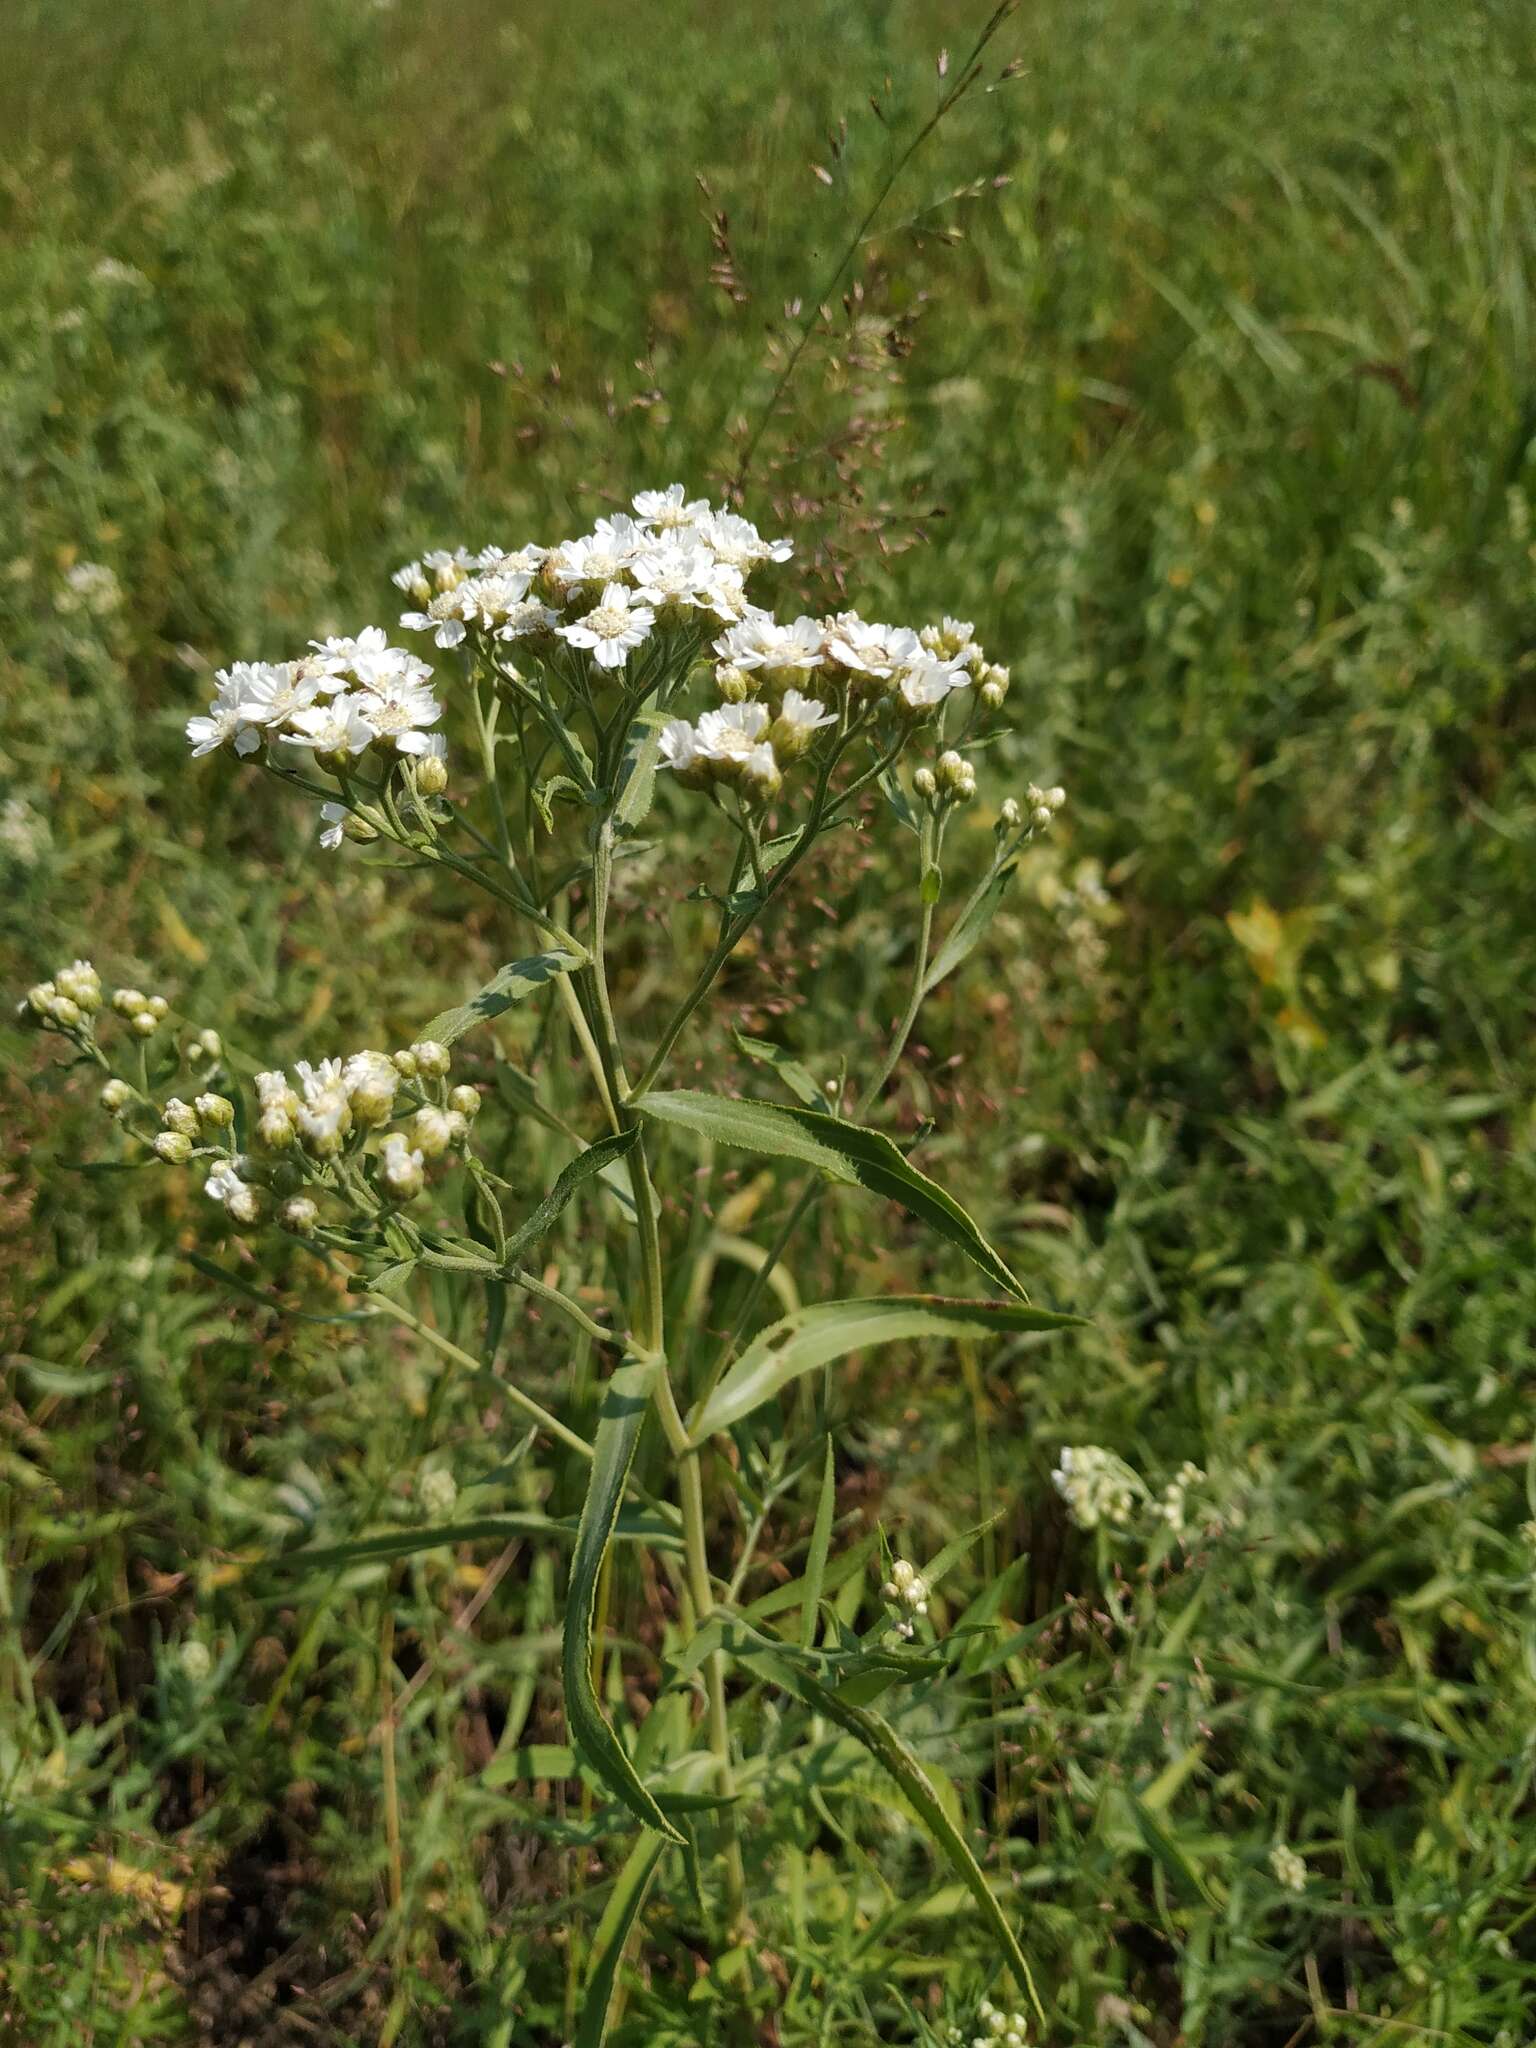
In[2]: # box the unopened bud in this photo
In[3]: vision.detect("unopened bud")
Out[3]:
[162,1098,200,1139]
[48,995,82,1028]
[154,1130,193,1164]
[448,1084,481,1119]
[56,961,103,1011]
[112,987,146,1017]
[195,1092,234,1129]
[391,1048,419,1078]
[178,1640,213,1684]
[715,662,751,704]
[258,1108,296,1149]
[145,995,169,1021]
[194,1028,222,1059]
[1000,797,1022,829]
[379,1135,425,1200]
[281,1195,319,1233]
[913,766,937,801]
[24,982,56,1020]
[412,1105,456,1158]
[411,1039,450,1079]
[415,752,448,796]
[131,1009,158,1037]
[100,1079,133,1114]
[417,1466,458,1518]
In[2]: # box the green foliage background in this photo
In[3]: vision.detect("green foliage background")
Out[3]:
[3,0,1535,2041]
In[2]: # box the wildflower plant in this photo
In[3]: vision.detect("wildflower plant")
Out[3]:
[21,488,1078,2024]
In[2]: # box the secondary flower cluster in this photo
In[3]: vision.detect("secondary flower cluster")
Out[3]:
[186,629,448,772]
[880,1556,931,1642]
[18,962,478,1238]
[947,1997,1030,2048]
[1050,1444,1143,1531]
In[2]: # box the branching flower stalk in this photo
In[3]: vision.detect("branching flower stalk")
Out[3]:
[21,488,1074,2013]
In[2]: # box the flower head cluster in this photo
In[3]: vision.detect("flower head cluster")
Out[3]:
[1051,1444,1144,1531]
[880,1557,931,1642]
[1154,1461,1206,1538]
[1270,1843,1307,1893]
[947,1996,1029,2048]
[186,630,447,770]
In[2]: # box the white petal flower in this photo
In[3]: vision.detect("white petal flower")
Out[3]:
[694,702,770,760]
[896,656,970,711]
[555,582,655,670]
[821,613,924,679]
[658,718,706,774]
[632,484,710,529]
[282,694,376,757]
[187,671,264,757]
[712,610,823,677]
[237,660,321,729]
[689,508,792,569]
[775,689,836,738]
[352,673,443,753]
[317,803,349,850]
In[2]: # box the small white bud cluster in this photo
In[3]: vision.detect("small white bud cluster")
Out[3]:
[1270,1843,1307,1893]
[19,959,103,1032]
[934,749,978,804]
[1051,1445,1143,1531]
[178,1639,213,1685]
[880,1556,930,1641]
[947,1996,1028,2048]
[1024,782,1066,832]
[1154,1461,1205,1539]
[112,986,171,1036]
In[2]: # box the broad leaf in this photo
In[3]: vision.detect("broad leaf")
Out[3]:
[615,714,665,831]
[923,859,1017,995]
[732,1029,823,1108]
[562,1355,685,1842]
[501,1127,637,1268]
[690,1295,1079,1441]
[422,948,584,1047]
[639,1092,1026,1300]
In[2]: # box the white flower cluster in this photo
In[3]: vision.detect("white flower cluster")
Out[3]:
[1270,1843,1307,1894]
[393,489,785,662]
[1154,1461,1206,1538]
[19,959,179,1043]
[1051,1445,1144,1531]
[186,628,448,774]
[947,1996,1029,2048]
[880,1556,930,1641]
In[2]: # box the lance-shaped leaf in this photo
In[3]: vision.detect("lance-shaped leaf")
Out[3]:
[689,1295,1078,1441]
[562,1353,685,1843]
[759,1656,1044,2022]
[923,858,1018,995]
[422,947,584,1048]
[575,1831,668,2048]
[638,1092,1027,1300]
[500,1126,638,1269]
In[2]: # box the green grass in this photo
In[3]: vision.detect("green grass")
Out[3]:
[4,0,1536,2041]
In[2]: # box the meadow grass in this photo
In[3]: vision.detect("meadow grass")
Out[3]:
[3,0,1536,2041]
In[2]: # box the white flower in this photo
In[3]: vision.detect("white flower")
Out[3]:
[236,660,321,729]
[556,582,655,670]
[353,673,443,755]
[318,803,349,850]
[694,702,770,761]
[821,613,923,680]
[689,508,792,569]
[1051,1445,1143,1530]
[632,543,718,611]
[658,718,707,776]
[632,484,710,529]
[187,672,263,757]
[545,532,635,595]
[897,656,970,712]
[205,1159,260,1224]
[767,689,836,757]
[281,695,375,758]
[713,610,823,679]
[1270,1844,1307,1893]
[379,1132,425,1199]
[308,626,397,686]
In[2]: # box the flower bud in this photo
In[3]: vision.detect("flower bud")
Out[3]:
[715,662,751,704]
[112,987,146,1017]
[56,960,102,1012]
[258,1108,296,1149]
[391,1048,419,1078]
[154,1130,193,1164]
[145,995,169,1021]
[194,1028,223,1060]
[162,1098,200,1139]
[281,1195,319,1233]
[48,994,82,1028]
[345,1054,400,1127]
[1000,797,1022,829]
[912,767,937,801]
[411,1105,456,1158]
[131,1009,159,1037]
[980,680,1006,712]
[297,1091,350,1157]
[417,1466,458,1519]
[379,1134,425,1200]
[100,1079,133,1115]
[195,1092,234,1129]
[447,1085,481,1119]
[415,752,448,796]
[178,1640,213,1684]
[411,1040,450,1079]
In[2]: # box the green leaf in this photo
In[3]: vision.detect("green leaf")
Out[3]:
[422,948,584,1048]
[762,1659,1043,2022]
[266,1506,680,1578]
[638,1092,1028,1301]
[575,1832,668,2048]
[563,1355,685,1842]
[501,1127,638,1268]
[615,714,665,831]
[481,1743,577,1789]
[689,1295,1079,1441]
[732,1029,823,1108]
[801,1439,838,1652]
[923,859,1018,995]
[532,773,587,833]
